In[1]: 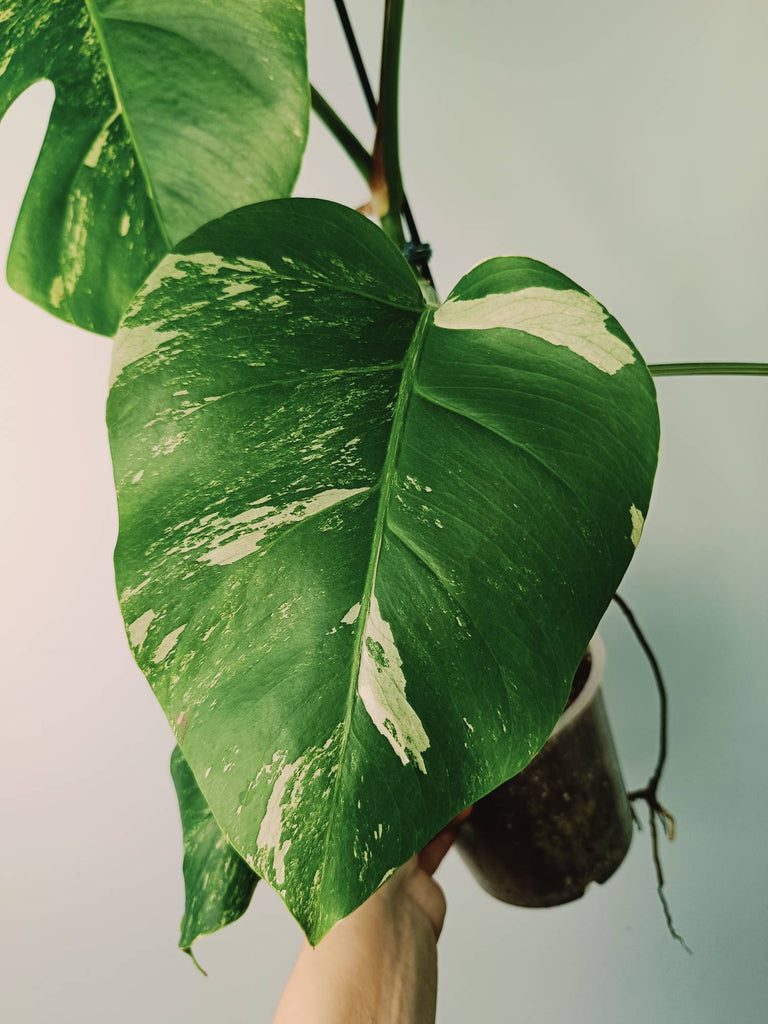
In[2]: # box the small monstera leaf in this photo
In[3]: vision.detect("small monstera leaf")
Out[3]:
[0,0,308,334]
[170,745,258,966]
[107,199,659,943]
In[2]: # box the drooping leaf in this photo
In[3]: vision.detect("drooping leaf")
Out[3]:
[170,745,258,963]
[0,0,308,334]
[107,198,660,943]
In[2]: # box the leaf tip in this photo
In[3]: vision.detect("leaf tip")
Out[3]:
[180,944,208,977]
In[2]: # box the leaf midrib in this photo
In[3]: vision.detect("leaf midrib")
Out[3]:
[309,305,433,937]
[83,0,172,250]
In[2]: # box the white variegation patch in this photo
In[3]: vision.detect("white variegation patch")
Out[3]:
[110,248,300,386]
[151,431,187,457]
[135,253,191,299]
[49,275,65,308]
[153,623,187,663]
[63,189,89,294]
[194,251,276,278]
[434,286,634,375]
[109,323,181,387]
[121,576,151,601]
[630,503,645,547]
[221,280,256,298]
[357,595,430,773]
[257,760,297,886]
[0,48,15,77]
[254,728,341,887]
[341,603,361,625]
[141,250,275,296]
[198,487,370,566]
[83,107,121,168]
[128,609,156,650]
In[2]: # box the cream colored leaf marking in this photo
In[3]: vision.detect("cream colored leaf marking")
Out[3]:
[109,323,180,387]
[109,251,284,385]
[357,595,430,773]
[630,503,645,547]
[341,312,432,778]
[128,608,156,650]
[341,603,361,625]
[63,189,89,294]
[153,623,187,664]
[132,252,191,299]
[49,275,65,308]
[151,431,187,457]
[198,487,370,566]
[254,728,342,887]
[121,576,151,601]
[0,49,15,77]
[191,252,275,278]
[83,106,121,168]
[257,758,296,887]
[221,280,256,298]
[434,287,634,375]
[379,866,397,887]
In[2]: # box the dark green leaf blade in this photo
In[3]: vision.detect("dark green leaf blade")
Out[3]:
[170,745,258,960]
[107,199,659,943]
[0,0,308,334]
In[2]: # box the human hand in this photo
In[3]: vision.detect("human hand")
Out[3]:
[273,807,471,1024]
[365,805,473,941]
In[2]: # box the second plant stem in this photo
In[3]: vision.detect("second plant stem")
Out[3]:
[371,0,406,247]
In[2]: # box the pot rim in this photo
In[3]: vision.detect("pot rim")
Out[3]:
[552,632,606,738]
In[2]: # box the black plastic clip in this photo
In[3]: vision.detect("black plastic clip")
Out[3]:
[401,241,433,267]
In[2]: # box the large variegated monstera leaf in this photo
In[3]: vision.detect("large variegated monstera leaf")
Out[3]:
[107,199,659,943]
[0,0,308,335]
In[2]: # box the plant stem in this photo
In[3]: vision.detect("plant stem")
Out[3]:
[310,86,372,181]
[649,362,768,377]
[332,0,434,287]
[372,0,406,246]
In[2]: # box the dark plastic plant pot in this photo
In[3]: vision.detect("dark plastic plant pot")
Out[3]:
[456,635,633,907]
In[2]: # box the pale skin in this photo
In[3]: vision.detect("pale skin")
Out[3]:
[273,810,471,1024]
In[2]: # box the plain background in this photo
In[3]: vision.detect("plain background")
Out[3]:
[1,1,767,1021]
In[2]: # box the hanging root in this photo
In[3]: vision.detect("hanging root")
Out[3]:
[614,594,692,954]
[627,785,690,953]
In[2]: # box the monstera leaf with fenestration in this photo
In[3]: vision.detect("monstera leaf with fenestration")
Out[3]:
[170,745,258,964]
[0,0,308,335]
[107,198,659,944]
